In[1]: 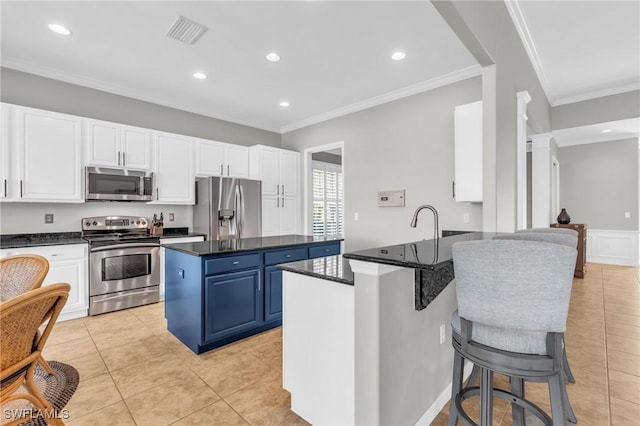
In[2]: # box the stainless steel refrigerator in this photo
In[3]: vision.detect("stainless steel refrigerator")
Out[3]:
[193,177,262,240]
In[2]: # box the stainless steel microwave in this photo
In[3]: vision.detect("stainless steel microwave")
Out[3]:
[85,167,154,201]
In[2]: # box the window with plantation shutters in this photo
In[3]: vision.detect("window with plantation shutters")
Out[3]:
[312,161,343,237]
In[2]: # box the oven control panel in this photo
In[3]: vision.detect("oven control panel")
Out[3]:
[82,216,148,231]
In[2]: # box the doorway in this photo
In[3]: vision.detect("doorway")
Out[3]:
[302,142,344,237]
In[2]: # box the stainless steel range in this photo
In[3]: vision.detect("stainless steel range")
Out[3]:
[82,216,160,315]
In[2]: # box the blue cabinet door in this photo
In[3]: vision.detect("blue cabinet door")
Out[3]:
[204,269,262,343]
[264,265,283,322]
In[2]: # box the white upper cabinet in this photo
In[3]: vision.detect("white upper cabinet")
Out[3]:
[454,100,483,202]
[249,145,299,197]
[86,119,151,170]
[195,139,249,178]
[1,104,10,200]
[153,131,194,204]
[249,145,300,236]
[4,105,83,202]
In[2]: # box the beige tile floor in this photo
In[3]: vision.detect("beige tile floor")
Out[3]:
[37,263,639,425]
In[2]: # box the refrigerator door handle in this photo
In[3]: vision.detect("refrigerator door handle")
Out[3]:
[236,184,244,238]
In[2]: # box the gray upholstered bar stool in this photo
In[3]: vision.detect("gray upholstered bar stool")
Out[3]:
[448,240,576,426]
[516,227,578,237]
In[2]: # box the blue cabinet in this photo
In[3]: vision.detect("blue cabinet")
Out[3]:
[165,240,341,354]
[264,265,283,321]
[204,269,261,342]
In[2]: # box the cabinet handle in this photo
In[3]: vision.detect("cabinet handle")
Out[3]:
[277,198,279,208]
[452,181,455,198]
[118,151,121,166]
[277,185,279,195]
[220,164,223,175]
[282,197,284,208]
[20,180,23,198]
[122,152,126,167]
[227,165,230,176]
[285,254,291,258]
[233,261,240,265]
[3,179,6,197]
[282,184,284,194]
[156,187,159,200]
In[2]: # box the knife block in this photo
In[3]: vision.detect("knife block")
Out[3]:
[151,225,164,235]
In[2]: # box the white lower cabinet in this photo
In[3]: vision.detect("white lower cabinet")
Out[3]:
[159,236,205,300]
[0,244,89,321]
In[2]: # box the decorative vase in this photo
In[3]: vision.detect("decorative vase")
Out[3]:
[557,208,571,224]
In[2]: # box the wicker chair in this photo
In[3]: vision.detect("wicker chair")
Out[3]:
[0,283,69,426]
[0,254,50,301]
[0,254,54,375]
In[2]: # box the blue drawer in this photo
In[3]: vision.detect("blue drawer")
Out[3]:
[205,253,261,275]
[264,247,307,266]
[308,243,341,259]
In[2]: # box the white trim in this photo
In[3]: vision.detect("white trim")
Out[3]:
[516,90,532,230]
[504,1,555,105]
[553,82,640,107]
[530,133,553,228]
[348,259,405,276]
[551,155,560,223]
[281,65,482,134]
[586,229,640,267]
[303,141,344,237]
[414,361,474,425]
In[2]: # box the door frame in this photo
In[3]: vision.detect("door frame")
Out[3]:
[302,141,345,236]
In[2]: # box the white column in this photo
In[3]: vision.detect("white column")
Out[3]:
[531,133,553,228]
[516,91,531,230]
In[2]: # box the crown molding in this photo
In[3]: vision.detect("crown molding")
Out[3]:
[1,57,281,133]
[280,64,482,134]
[504,0,555,105]
[552,82,640,106]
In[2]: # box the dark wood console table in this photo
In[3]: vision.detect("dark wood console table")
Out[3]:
[551,223,587,278]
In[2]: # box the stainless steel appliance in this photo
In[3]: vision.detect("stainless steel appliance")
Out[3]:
[85,166,154,201]
[83,216,160,315]
[194,177,262,240]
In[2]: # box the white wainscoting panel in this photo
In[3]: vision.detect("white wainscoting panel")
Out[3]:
[586,229,639,267]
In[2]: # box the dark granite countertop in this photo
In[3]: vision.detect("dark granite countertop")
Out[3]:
[278,255,354,286]
[342,232,492,270]
[165,234,343,256]
[158,228,206,240]
[0,232,86,249]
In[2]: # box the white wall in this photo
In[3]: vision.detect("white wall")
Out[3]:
[282,77,484,251]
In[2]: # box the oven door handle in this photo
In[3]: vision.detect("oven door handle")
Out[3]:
[90,242,160,252]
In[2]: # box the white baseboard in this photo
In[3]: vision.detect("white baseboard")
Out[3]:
[415,361,474,425]
[586,229,639,267]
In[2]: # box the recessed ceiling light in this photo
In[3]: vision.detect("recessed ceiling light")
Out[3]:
[601,129,612,133]
[48,24,71,35]
[391,51,406,61]
[266,52,281,62]
[279,101,290,107]
[193,72,207,80]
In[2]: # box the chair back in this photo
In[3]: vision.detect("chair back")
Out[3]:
[0,283,69,379]
[0,254,50,301]
[494,232,577,248]
[453,240,576,335]
[516,227,578,237]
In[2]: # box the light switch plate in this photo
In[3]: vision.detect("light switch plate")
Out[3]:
[378,190,405,207]
[44,214,54,224]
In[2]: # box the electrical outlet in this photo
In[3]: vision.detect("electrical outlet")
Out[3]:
[439,323,446,344]
[625,212,631,219]
[463,213,470,224]
[354,212,359,221]
[169,213,175,221]
[44,214,54,224]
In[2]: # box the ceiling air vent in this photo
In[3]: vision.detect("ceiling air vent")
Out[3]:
[166,16,208,45]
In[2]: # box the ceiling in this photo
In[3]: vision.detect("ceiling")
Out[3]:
[0,1,479,134]
[507,0,640,107]
[553,117,640,147]
[1,1,638,137]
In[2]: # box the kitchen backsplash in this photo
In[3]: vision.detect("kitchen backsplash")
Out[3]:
[0,203,193,234]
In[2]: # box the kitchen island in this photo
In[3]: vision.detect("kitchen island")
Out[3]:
[279,232,491,426]
[163,235,342,354]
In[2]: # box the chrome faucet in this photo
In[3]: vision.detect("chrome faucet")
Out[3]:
[410,205,439,241]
